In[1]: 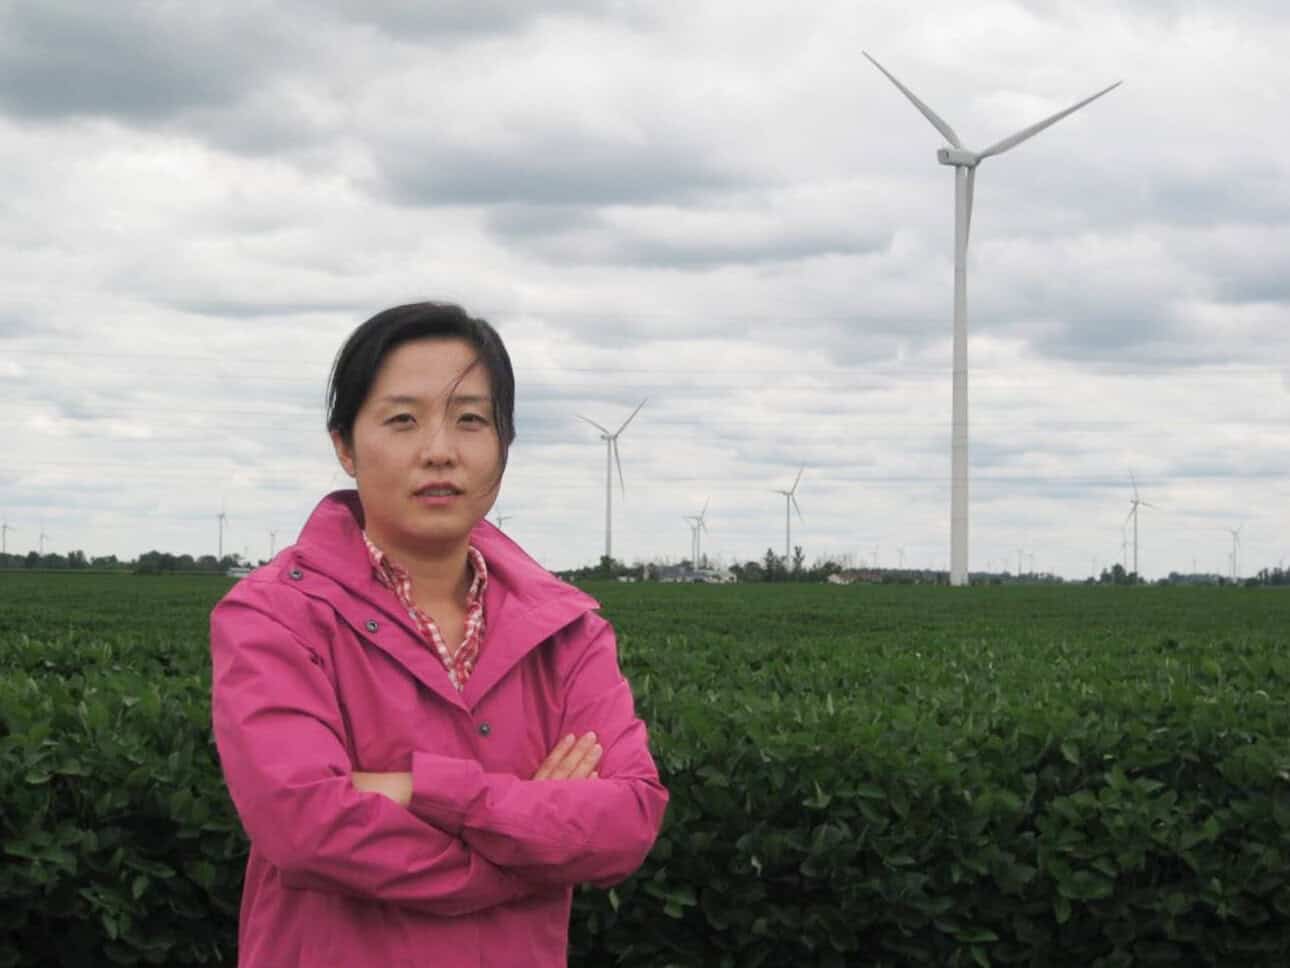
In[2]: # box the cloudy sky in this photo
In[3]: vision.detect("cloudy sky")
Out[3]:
[2,0,1287,581]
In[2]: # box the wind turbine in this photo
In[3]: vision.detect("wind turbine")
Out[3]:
[493,514,515,530]
[1125,471,1155,578]
[217,502,228,560]
[865,52,1121,586]
[577,399,646,562]
[684,499,710,567]
[772,467,805,563]
[38,524,49,557]
[269,530,278,559]
[1,520,13,555]
[1225,524,1243,582]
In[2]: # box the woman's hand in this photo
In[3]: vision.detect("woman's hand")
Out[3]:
[352,771,413,806]
[532,732,601,781]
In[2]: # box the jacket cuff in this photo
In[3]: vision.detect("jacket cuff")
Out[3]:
[410,751,485,835]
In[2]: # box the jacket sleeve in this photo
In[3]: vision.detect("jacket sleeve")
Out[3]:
[209,592,538,916]
[407,613,668,888]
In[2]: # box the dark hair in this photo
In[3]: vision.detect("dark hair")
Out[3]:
[326,302,516,465]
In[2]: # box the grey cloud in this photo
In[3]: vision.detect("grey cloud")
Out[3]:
[377,133,742,207]
[526,223,888,268]
[0,1,299,122]
[0,312,39,338]
[487,204,600,240]
[166,298,368,319]
[306,0,616,38]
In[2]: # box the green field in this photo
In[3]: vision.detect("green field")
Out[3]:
[3,573,1290,966]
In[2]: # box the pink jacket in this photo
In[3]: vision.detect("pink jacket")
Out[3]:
[210,490,668,966]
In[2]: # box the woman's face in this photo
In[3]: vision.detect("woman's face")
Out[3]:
[330,337,503,558]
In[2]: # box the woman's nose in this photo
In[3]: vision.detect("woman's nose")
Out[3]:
[418,421,455,464]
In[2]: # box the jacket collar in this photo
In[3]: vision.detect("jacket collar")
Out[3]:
[289,490,599,709]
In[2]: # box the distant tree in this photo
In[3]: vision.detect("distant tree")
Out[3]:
[24,551,38,569]
[791,545,805,578]
[762,548,782,582]
[66,550,87,570]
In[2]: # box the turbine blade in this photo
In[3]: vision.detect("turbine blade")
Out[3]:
[700,497,710,518]
[862,51,962,149]
[613,438,626,495]
[577,414,611,435]
[615,398,648,436]
[977,80,1122,160]
[1129,469,1139,500]
[1124,507,1135,526]
[792,495,804,521]
[791,465,804,494]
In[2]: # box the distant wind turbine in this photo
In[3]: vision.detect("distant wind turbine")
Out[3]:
[1126,471,1155,577]
[577,399,646,562]
[38,524,49,557]
[772,467,805,562]
[865,52,1121,586]
[269,529,278,559]
[1,520,13,555]
[684,499,710,566]
[1225,524,1243,581]
[493,514,515,530]
[217,502,228,560]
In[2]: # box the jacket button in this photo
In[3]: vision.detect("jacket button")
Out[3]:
[478,722,491,737]
[288,568,303,580]
[365,619,379,633]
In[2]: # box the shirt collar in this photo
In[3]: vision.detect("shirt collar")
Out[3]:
[361,531,489,605]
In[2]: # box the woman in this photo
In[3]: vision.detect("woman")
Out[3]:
[210,303,668,966]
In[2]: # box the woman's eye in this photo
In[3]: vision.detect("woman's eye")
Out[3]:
[459,413,490,426]
[386,414,414,426]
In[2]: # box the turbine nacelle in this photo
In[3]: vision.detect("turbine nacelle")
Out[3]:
[937,147,979,167]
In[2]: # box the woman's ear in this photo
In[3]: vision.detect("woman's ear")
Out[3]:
[330,429,357,478]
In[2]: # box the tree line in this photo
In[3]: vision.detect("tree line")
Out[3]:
[0,551,249,574]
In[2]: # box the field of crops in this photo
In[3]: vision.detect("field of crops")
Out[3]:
[3,573,1290,966]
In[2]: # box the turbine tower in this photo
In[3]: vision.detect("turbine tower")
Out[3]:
[577,399,646,562]
[1,520,13,555]
[684,499,710,567]
[1226,524,1243,582]
[1125,472,1155,578]
[269,530,278,559]
[773,467,805,562]
[38,524,49,557]
[217,504,228,560]
[865,52,1120,586]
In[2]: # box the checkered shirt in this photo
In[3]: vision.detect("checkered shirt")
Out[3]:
[361,532,488,692]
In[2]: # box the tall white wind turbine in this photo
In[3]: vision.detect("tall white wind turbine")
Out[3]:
[577,399,647,562]
[773,467,805,563]
[1,520,13,555]
[1126,471,1155,578]
[865,53,1121,587]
